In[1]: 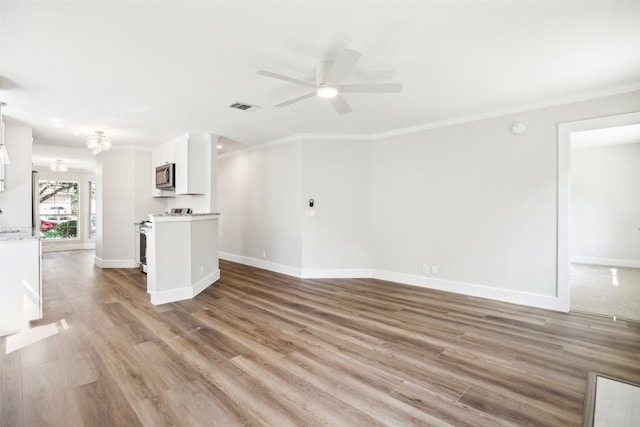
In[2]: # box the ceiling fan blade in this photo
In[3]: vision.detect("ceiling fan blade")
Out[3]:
[257,70,317,88]
[324,48,362,85]
[329,95,352,115]
[275,92,316,107]
[339,83,403,93]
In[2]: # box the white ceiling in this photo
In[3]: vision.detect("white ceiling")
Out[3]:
[2,1,640,169]
[571,123,640,150]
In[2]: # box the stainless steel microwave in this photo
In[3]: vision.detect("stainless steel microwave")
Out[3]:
[155,163,175,189]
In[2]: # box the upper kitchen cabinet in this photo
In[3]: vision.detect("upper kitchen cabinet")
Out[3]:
[174,133,210,195]
[156,142,175,165]
[151,143,176,198]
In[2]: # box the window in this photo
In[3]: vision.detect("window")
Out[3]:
[39,180,78,239]
[89,181,96,238]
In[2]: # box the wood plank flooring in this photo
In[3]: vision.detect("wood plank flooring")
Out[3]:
[1,250,639,426]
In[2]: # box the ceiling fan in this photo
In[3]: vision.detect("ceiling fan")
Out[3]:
[257,48,402,114]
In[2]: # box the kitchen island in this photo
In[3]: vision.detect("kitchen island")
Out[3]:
[0,228,42,336]
[146,213,220,305]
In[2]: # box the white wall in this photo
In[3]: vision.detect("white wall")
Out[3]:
[0,124,32,229]
[571,143,640,266]
[301,139,372,276]
[218,90,640,311]
[34,167,95,251]
[96,148,163,267]
[133,150,165,220]
[218,141,302,273]
[373,91,640,309]
[372,115,557,296]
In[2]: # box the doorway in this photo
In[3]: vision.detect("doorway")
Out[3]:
[558,113,640,321]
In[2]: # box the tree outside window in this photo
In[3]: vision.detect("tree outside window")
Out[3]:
[39,180,79,239]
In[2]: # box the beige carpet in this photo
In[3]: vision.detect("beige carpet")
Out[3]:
[570,263,640,322]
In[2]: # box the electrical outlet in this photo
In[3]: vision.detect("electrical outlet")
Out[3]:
[422,264,429,274]
[431,265,438,274]
[262,250,267,259]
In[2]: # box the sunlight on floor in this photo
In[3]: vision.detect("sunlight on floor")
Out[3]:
[610,268,619,286]
[5,320,68,354]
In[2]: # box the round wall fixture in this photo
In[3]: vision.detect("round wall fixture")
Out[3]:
[511,122,526,135]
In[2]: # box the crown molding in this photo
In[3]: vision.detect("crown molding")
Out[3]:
[219,85,640,160]
[371,83,640,140]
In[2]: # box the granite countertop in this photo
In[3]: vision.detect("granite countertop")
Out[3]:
[149,212,221,223]
[149,212,220,218]
[150,212,221,217]
[0,227,40,241]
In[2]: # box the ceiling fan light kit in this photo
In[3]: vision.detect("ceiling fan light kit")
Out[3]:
[317,85,338,98]
[257,47,402,114]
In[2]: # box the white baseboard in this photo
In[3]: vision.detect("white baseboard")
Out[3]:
[301,268,373,279]
[218,252,566,312]
[220,252,303,277]
[94,257,138,269]
[220,252,373,279]
[42,242,96,253]
[571,256,640,269]
[149,269,220,305]
[193,270,221,297]
[372,269,567,312]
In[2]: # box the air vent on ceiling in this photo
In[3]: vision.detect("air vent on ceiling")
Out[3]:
[229,102,260,112]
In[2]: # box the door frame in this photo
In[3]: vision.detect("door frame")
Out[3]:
[557,111,640,311]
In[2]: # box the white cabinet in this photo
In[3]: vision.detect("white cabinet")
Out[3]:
[150,132,213,198]
[0,238,41,336]
[175,133,209,195]
[151,142,176,198]
[146,214,220,305]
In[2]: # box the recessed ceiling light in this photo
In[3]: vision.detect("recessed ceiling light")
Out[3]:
[217,144,223,149]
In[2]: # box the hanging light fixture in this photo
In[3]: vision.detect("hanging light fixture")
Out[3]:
[86,130,112,155]
[50,159,68,172]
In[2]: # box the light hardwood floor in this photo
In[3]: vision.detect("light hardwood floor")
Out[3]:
[1,250,639,426]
